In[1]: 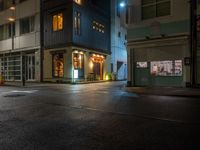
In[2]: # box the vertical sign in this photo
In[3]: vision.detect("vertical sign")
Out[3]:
[74,70,78,79]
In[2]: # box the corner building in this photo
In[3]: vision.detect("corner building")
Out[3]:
[42,0,111,82]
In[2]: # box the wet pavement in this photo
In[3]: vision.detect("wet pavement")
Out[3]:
[0,81,200,150]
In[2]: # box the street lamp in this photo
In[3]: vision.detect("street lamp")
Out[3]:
[120,1,126,8]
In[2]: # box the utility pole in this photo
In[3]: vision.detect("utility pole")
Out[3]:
[190,0,197,87]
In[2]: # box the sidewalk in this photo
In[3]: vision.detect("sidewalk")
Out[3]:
[124,86,200,97]
[0,80,112,87]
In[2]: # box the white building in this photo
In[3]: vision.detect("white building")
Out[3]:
[0,0,41,82]
[110,0,127,80]
[126,0,200,87]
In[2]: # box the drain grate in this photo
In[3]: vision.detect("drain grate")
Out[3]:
[4,94,25,98]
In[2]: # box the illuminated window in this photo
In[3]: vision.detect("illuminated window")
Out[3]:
[74,0,82,5]
[74,11,81,35]
[92,20,105,33]
[73,53,84,69]
[53,54,64,78]
[53,13,63,31]
[73,51,84,79]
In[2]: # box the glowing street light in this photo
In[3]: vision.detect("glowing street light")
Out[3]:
[120,1,126,8]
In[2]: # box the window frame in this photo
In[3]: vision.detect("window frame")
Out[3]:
[141,0,171,20]
[52,53,64,78]
[19,16,35,35]
[52,13,64,32]
[0,23,15,41]
[74,11,81,35]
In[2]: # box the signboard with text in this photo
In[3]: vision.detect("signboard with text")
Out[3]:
[74,70,78,79]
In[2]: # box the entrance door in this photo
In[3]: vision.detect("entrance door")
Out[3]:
[26,54,35,81]
[135,62,150,86]
[93,62,103,80]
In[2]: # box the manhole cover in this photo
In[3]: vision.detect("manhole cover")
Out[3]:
[4,94,25,98]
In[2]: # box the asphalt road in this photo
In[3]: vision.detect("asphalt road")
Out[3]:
[0,81,199,150]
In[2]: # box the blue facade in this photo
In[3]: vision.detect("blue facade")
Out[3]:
[43,0,111,54]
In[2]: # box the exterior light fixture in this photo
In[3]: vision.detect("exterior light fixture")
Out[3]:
[8,17,15,22]
[106,75,109,81]
[89,61,94,69]
[120,1,126,7]
[9,6,15,10]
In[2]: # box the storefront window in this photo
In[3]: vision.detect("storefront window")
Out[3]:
[0,55,21,81]
[53,53,64,78]
[151,60,182,76]
[73,53,84,69]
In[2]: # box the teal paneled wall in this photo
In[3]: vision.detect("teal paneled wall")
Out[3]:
[128,20,189,40]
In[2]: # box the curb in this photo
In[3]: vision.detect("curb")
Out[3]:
[124,87,200,98]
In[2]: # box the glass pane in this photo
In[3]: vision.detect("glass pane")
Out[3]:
[142,0,156,5]
[156,1,170,17]
[53,54,64,77]
[142,5,156,19]
[57,13,63,30]
[30,16,35,32]
[53,15,58,31]
[0,25,4,40]
[20,18,30,34]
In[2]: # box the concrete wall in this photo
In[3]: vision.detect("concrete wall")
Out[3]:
[127,0,190,41]
[111,0,127,80]
[126,0,191,87]
[0,0,40,52]
[127,0,189,28]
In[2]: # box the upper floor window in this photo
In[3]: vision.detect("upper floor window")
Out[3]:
[20,16,34,35]
[142,0,171,20]
[74,0,82,5]
[19,0,27,3]
[0,23,15,40]
[0,0,3,11]
[0,0,15,11]
[74,11,81,35]
[53,13,63,32]
[92,21,105,34]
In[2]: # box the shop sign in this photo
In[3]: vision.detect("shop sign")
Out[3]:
[74,70,78,79]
